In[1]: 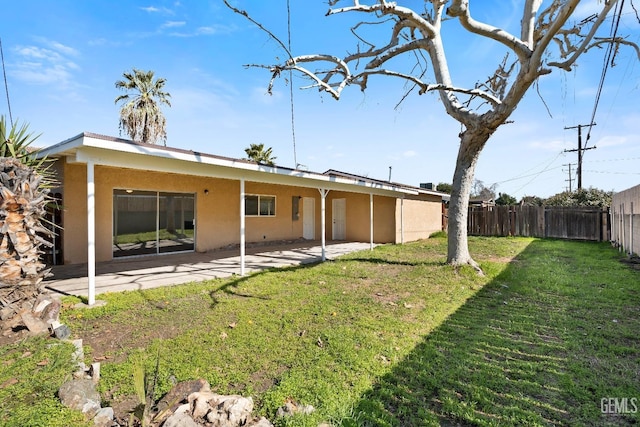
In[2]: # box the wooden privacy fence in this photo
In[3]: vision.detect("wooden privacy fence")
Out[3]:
[468,206,610,241]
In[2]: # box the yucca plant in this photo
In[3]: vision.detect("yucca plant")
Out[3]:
[0,116,56,323]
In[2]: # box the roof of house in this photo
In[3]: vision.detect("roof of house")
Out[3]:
[37,132,447,199]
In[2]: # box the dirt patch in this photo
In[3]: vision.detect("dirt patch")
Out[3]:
[0,324,31,347]
[74,302,209,363]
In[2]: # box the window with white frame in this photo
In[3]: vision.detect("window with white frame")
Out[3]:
[245,195,276,217]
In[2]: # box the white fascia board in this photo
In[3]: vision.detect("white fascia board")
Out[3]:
[73,143,419,197]
[35,133,85,158]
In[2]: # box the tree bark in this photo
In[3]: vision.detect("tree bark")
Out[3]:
[447,127,491,272]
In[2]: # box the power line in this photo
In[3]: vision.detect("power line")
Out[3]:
[495,164,564,185]
[495,151,566,184]
[583,170,640,175]
[510,151,565,195]
[0,37,13,126]
[584,156,640,162]
[286,0,298,169]
[585,0,625,145]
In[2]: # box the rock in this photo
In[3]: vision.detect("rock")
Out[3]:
[276,401,296,417]
[92,407,114,427]
[90,362,101,383]
[174,403,191,415]
[299,404,314,415]
[20,311,50,335]
[33,298,52,314]
[276,399,314,417]
[0,306,15,321]
[71,339,87,373]
[248,416,275,426]
[58,378,101,419]
[209,395,254,426]
[163,412,200,427]
[188,392,253,426]
[53,324,71,340]
[155,379,210,423]
[189,392,212,420]
[39,299,61,324]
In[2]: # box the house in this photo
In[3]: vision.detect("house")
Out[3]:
[38,133,446,304]
[468,196,496,208]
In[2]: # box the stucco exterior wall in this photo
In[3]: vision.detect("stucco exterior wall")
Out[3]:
[611,183,640,256]
[57,159,443,264]
[397,195,443,243]
[325,192,396,243]
[60,162,326,264]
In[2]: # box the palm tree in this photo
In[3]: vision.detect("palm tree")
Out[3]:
[0,116,55,321]
[115,68,171,146]
[244,143,277,166]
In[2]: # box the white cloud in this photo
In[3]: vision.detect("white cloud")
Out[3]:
[403,150,417,157]
[161,21,186,29]
[529,138,569,152]
[594,135,632,148]
[140,6,175,15]
[11,40,80,86]
[167,24,236,37]
[46,40,79,56]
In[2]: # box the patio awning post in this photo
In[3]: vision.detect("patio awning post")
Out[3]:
[240,178,246,275]
[401,195,405,244]
[87,160,96,305]
[318,188,329,261]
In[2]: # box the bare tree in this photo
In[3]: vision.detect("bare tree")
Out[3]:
[226,0,638,271]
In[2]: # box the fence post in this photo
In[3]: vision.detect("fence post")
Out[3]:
[620,203,625,253]
[610,206,615,246]
[630,202,634,256]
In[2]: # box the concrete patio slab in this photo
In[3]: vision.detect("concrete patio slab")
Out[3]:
[44,241,373,299]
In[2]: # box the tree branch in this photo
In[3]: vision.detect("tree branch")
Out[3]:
[522,0,544,48]
[546,1,630,71]
[328,1,438,38]
[355,69,502,106]
[446,0,531,61]
[530,0,581,66]
[223,0,293,61]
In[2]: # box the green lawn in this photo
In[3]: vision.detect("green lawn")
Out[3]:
[1,236,638,426]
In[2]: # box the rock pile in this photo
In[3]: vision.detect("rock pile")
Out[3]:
[3,294,318,426]
[160,380,273,427]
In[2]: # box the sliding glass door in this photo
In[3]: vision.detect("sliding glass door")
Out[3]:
[158,192,195,254]
[113,190,195,258]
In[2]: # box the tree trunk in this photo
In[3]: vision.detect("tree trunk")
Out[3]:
[447,128,491,272]
[0,158,54,321]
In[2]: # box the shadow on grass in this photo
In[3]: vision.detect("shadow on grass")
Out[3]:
[342,257,447,268]
[206,262,322,308]
[342,239,639,426]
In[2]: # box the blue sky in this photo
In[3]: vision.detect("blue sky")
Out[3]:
[1,1,639,199]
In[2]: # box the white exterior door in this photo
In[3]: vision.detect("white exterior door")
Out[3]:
[332,198,346,240]
[303,197,315,240]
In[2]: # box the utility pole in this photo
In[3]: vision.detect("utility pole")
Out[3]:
[563,163,575,192]
[564,124,596,190]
